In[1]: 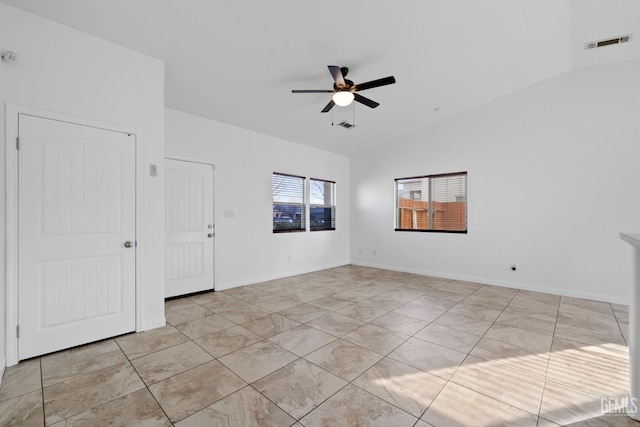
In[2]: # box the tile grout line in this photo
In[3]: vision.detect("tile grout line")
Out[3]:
[39,358,45,427]
[610,302,629,347]
[113,336,175,426]
[208,281,423,424]
[247,280,471,423]
[380,279,493,423]
[39,339,154,425]
[247,335,416,423]
[231,277,533,424]
[535,292,562,426]
[415,286,531,424]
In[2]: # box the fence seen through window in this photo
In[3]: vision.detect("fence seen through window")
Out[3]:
[395,172,467,233]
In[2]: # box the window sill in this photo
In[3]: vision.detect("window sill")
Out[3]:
[394,228,467,234]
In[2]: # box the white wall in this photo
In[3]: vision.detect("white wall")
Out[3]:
[0,0,6,379]
[1,4,166,366]
[351,59,640,304]
[165,108,350,289]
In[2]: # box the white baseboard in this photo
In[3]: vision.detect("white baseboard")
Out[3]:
[215,261,350,291]
[207,258,627,305]
[350,260,628,305]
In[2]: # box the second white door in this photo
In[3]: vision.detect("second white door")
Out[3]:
[165,159,215,297]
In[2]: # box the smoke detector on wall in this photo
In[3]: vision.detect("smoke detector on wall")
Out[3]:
[585,34,632,50]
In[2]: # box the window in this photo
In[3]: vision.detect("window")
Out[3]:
[310,178,336,231]
[395,172,467,233]
[272,173,306,232]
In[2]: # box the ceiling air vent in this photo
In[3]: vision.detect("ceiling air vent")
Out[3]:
[337,121,354,129]
[585,34,632,50]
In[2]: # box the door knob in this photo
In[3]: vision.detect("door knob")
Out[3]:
[124,241,133,248]
[208,233,214,238]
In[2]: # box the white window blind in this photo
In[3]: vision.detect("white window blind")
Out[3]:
[272,173,306,232]
[310,178,336,231]
[395,172,467,233]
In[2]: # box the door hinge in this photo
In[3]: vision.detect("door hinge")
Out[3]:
[16,325,20,338]
[16,137,20,150]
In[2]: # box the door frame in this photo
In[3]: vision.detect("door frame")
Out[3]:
[164,156,216,295]
[5,104,144,366]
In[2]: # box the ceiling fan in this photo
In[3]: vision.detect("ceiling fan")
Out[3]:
[292,65,396,113]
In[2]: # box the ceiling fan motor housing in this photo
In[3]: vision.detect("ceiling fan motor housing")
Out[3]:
[334,79,354,91]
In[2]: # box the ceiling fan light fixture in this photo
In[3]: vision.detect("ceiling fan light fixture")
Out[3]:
[332,91,354,106]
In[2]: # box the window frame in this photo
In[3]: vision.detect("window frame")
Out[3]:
[394,171,467,234]
[309,178,336,232]
[272,172,307,233]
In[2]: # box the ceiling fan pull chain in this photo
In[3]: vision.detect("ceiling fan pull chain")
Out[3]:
[353,102,356,128]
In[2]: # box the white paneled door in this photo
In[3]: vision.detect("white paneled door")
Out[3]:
[18,115,136,360]
[165,159,214,297]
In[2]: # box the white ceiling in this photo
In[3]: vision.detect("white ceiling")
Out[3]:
[3,0,640,156]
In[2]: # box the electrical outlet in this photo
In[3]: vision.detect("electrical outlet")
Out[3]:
[373,250,376,256]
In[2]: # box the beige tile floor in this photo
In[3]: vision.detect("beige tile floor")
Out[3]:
[1,265,638,426]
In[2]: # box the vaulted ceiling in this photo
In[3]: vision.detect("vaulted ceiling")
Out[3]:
[3,0,640,155]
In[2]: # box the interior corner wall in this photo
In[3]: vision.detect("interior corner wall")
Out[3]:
[0,1,7,378]
[1,4,166,366]
[165,108,350,290]
[350,59,640,304]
